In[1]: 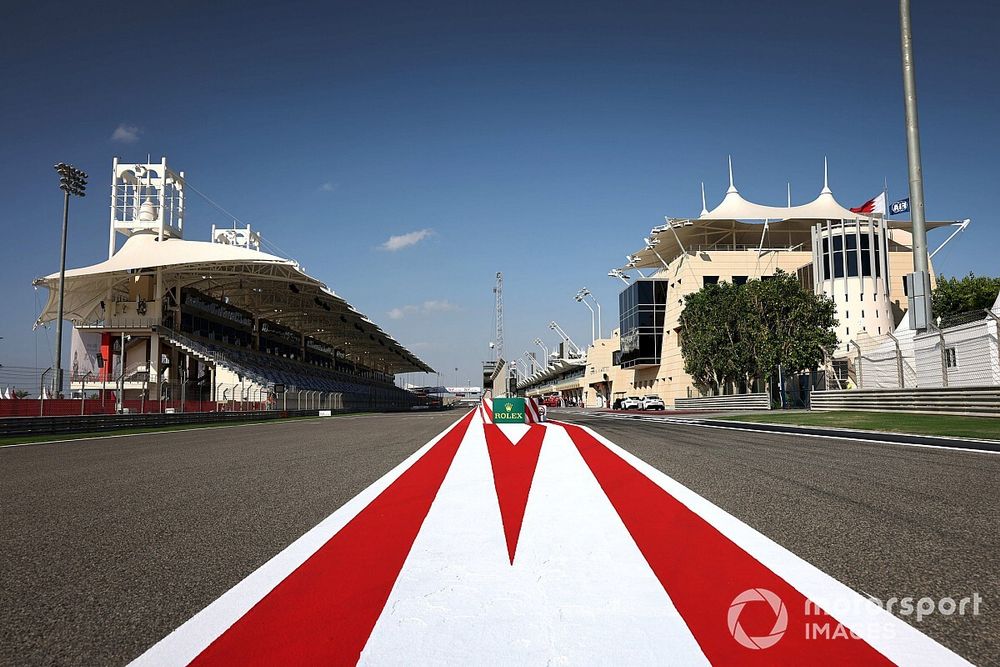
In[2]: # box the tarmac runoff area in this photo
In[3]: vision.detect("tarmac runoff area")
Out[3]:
[1,408,997,665]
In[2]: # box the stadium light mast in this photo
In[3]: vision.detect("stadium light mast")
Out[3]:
[574,290,596,344]
[52,163,87,396]
[577,288,602,339]
[533,338,550,368]
[899,0,932,330]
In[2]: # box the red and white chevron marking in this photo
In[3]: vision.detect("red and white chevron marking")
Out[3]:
[133,410,968,666]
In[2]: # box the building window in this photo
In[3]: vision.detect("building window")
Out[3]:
[703,276,719,287]
[733,275,748,286]
[902,278,909,296]
[618,279,668,369]
[946,347,958,368]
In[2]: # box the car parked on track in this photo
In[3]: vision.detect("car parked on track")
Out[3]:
[642,395,666,411]
[620,396,643,410]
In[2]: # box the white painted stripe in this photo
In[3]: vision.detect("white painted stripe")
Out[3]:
[572,423,971,666]
[360,417,709,665]
[129,411,473,667]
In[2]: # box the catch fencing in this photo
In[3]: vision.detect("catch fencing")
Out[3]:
[825,306,1000,391]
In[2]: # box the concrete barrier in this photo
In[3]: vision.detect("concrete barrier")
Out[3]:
[0,410,329,438]
[674,393,771,411]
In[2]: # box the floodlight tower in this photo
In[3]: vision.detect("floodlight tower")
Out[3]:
[548,321,583,358]
[53,163,88,396]
[533,338,550,368]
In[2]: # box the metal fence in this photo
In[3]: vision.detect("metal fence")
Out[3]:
[0,366,420,417]
[825,307,1000,390]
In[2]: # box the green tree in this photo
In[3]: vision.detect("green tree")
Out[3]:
[679,270,837,394]
[932,273,1000,321]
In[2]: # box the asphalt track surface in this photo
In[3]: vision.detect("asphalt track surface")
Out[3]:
[2,409,998,665]
[554,409,1000,666]
[0,412,461,666]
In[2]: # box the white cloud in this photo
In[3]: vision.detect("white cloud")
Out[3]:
[379,228,433,252]
[318,181,338,192]
[111,123,141,143]
[387,300,459,319]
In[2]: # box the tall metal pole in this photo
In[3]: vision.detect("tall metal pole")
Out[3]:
[52,162,86,396]
[900,0,932,328]
[53,190,71,396]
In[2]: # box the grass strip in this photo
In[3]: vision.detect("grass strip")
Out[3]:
[715,410,1000,441]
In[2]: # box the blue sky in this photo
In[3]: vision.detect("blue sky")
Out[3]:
[1,0,997,387]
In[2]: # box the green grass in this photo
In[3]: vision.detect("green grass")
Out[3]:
[716,410,1000,441]
[0,413,363,446]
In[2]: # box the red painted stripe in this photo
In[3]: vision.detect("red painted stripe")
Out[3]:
[524,397,540,423]
[483,424,546,563]
[191,410,476,666]
[560,423,894,665]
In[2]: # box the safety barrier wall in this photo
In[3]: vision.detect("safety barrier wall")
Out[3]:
[810,386,1000,417]
[674,393,771,411]
[0,409,325,437]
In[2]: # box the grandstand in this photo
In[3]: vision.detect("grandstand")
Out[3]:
[32,157,432,412]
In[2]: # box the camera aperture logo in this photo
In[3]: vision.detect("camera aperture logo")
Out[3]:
[728,588,788,650]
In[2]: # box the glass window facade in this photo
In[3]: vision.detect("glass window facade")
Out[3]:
[821,227,882,280]
[618,279,668,368]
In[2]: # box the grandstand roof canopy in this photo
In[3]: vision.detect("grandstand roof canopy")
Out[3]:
[517,358,585,390]
[34,233,433,373]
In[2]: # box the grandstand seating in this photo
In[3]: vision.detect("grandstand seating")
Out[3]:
[160,328,416,403]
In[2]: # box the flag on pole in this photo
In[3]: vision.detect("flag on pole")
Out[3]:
[888,197,910,216]
[850,192,886,215]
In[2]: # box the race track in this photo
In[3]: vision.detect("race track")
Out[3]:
[1,408,996,665]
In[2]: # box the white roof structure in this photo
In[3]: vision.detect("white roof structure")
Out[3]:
[700,157,862,222]
[622,158,966,270]
[34,233,433,374]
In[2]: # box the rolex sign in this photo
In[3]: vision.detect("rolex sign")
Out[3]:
[492,397,526,423]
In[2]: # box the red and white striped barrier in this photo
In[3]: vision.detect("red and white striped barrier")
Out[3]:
[134,409,968,666]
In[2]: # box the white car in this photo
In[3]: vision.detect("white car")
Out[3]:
[620,396,643,410]
[642,395,666,411]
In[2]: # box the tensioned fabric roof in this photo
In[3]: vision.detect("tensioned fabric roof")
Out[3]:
[34,233,433,373]
[622,173,965,271]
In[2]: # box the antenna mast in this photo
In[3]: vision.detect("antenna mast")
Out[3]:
[493,272,504,361]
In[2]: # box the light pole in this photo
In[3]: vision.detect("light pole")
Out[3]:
[524,352,540,374]
[533,338,550,369]
[899,0,932,330]
[53,163,87,397]
[574,290,596,344]
[578,288,602,339]
[608,268,631,286]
